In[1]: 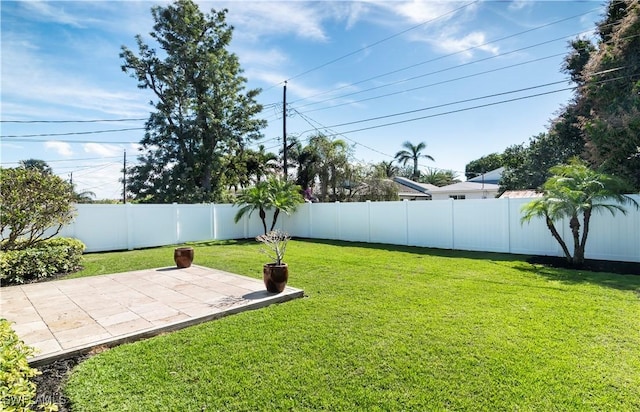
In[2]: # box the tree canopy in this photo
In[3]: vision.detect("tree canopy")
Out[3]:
[0,168,76,251]
[394,141,434,181]
[121,0,265,203]
[470,0,639,193]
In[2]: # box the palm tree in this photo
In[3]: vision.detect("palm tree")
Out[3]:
[267,177,304,231]
[233,181,271,234]
[233,176,303,234]
[521,158,638,265]
[394,141,434,180]
[375,160,399,178]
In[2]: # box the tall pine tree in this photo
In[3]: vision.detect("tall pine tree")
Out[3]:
[121,0,266,203]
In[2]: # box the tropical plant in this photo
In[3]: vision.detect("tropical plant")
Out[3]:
[233,177,303,234]
[419,168,459,186]
[374,160,399,179]
[394,141,434,180]
[521,158,638,265]
[255,229,290,265]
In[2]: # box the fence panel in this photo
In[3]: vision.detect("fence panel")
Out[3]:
[508,198,561,257]
[582,194,640,262]
[370,201,407,245]
[452,199,510,253]
[129,204,177,249]
[308,203,339,240]
[338,202,370,242]
[61,204,128,252]
[215,204,245,240]
[177,204,213,243]
[407,200,454,249]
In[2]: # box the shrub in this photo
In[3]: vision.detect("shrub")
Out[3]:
[0,167,76,251]
[0,319,57,411]
[0,238,85,286]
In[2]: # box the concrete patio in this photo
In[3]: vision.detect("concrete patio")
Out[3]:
[0,265,303,366]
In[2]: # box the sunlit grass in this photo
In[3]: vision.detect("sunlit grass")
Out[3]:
[65,239,640,411]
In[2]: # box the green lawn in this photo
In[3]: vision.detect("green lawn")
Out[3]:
[65,239,640,411]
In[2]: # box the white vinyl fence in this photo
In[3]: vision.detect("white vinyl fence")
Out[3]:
[58,196,640,263]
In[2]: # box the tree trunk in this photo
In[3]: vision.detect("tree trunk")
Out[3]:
[259,208,267,234]
[569,214,581,265]
[545,216,573,263]
[575,209,592,266]
[270,209,281,232]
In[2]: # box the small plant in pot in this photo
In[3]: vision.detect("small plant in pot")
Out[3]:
[256,229,290,293]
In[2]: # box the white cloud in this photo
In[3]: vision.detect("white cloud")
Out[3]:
[45,141,73,156]
[20,1,89,27]
[224,2,330,42]
[508,0,534,12]
[432,31,500,58]
[82,143,123,157]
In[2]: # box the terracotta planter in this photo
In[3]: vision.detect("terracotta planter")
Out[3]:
[263,263,288,293]
[174,247,194,268]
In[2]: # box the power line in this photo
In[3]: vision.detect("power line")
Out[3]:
[1,118,147,124]
[296,79,573,135]
[1,127,145,139]
[262,1,479,93]
[287,6,602,106]
[299,52,566,115]
[291,31,594,112]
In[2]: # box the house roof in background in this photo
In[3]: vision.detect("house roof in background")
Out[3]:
[499,190,544,198]
[430,181,500,192]
[468,167,505,185]
[393,177,438,193]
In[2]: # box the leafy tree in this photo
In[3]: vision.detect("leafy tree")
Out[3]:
[233,177,303,234]
[578,0,640,189]
[394,141,434,180]
[19,159,52,175]
[465,153,503,180]
[562,38,596,84]
[0,168,75,251]
[521,158,637,266]
[419,168,460,186]
[121,0,265,203]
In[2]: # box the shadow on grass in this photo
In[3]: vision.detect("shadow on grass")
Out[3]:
[294,238,640,294]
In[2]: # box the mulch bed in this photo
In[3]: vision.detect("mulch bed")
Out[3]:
[527,255,639,275]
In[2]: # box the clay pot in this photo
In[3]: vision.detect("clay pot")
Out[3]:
[263,263,288,293]
[174,247,194,268]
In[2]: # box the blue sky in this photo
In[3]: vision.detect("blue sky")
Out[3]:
[1,1,604,199]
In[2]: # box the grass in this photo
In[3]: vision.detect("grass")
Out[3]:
[65,239,640,411]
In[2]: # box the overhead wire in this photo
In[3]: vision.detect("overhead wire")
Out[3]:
[287,6,602,106]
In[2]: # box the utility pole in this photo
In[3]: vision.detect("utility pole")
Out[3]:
[283,81,288,179]
[123,150,127,204]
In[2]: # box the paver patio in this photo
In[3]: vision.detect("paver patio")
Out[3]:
[0,265,303,366]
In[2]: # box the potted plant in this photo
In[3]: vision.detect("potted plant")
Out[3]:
[256,229,291,293]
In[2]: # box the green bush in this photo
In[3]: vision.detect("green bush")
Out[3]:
[0,238,85,285]
[0,319,57,412]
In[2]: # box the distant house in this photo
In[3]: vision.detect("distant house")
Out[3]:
[429,181,500,200]
[393,176,499,200]
[467,167,504,185]
[392,177,435,200]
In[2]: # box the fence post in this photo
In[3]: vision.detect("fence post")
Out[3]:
[335,201,341,241]
[450,198,455,250]
[404,199,409,246]
[126,203,134,250]
[366,200,372,243]
[308,202,313,239]
[174,203,180,244]
[211,204,216,240]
